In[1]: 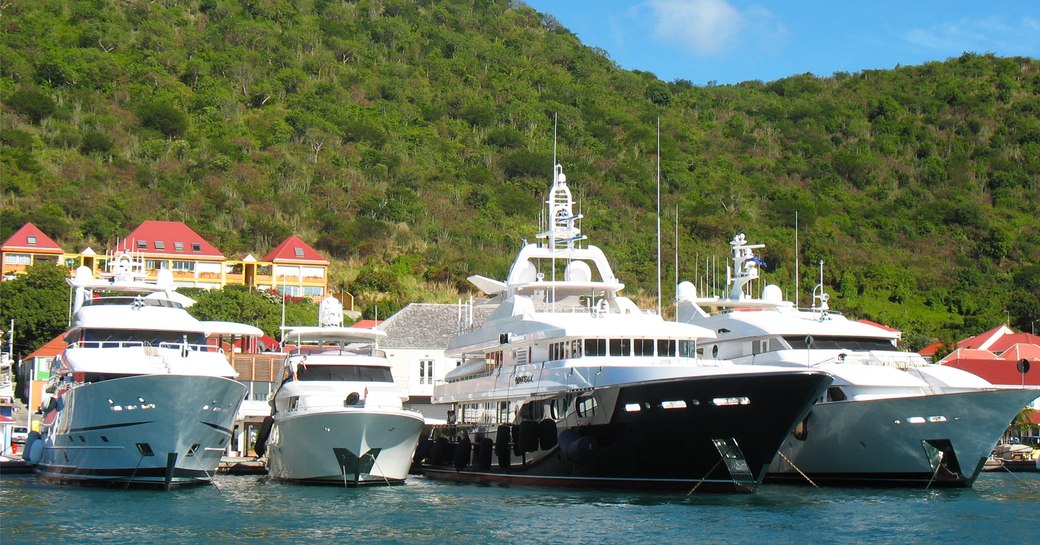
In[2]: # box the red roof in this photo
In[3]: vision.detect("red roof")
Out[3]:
[989,333,1040,353]
[940,357,1040,387]
[939,348,999,362]
[120,221,224,259]
[261,235,328,264]
[919,342,943,357]
[1,223,63,254]
[351,320,383,329]
[957,325,1014,350]
[25,333,66,359]
[1000,343,1040,362]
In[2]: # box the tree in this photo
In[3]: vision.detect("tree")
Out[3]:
[6,89,56,123]
[0,263,71,358]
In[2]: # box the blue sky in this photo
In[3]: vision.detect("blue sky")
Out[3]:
[522,1,1040,85]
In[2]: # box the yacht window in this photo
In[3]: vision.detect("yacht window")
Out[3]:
[296,365,393,382]
[783,336,896,351]
[584,338,607,357]
[609,338,631,357]
[82,329,206,346]
[657,339,676,357]
[679,341,695,357]
[576,395,597,417]
[826,387,848,402]
[634,339,655,357]
[570,340,582,358]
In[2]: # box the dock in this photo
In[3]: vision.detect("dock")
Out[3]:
[218,456,268,475]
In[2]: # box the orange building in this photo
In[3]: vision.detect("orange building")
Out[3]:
[1,222,332,301]
[0,223,64,279]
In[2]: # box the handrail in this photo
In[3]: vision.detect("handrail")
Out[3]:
[69,340,222,353]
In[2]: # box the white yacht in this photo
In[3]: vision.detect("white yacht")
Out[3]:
[258,297,424,486]
[23,253,255,489]
[413,165,831,493]
[677,233,1040,487]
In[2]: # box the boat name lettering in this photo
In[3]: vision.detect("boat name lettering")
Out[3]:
[514,375,534,384]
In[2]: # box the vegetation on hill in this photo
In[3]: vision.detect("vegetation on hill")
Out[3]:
[2,0,1038,355]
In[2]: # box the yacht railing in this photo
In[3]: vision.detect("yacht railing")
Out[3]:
[817,351,926,369]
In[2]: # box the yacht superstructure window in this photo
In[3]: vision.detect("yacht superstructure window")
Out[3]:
[657,339,676,357]
[609,338,631,357]
[783,336,896,351]
[634,339,655,356]
[296,365,393,382]
[82,329,206,346]
[584,338,607,356]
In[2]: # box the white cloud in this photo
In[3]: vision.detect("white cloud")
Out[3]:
[649,0,784,57]
[650,0,743,55]
[904,16,1040,56]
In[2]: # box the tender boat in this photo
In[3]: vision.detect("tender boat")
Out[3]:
[258,297,424,486]
[677,233,1040,487]
[24,253,254,489]
[412,164,831,493]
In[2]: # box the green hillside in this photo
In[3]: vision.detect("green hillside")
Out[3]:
[2,0,1038,350]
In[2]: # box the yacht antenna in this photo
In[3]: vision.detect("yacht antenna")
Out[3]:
[674,204,679,321]
[794,210,799,308]
[656,117,662,317]
[551,114,557,312]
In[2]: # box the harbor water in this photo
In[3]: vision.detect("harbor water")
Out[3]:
[2,472,1037,544]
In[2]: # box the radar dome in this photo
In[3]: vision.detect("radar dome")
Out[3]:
[676,281,697,302]
[74,266,93,283]
[762,284,783,303]
[564,261,591,283]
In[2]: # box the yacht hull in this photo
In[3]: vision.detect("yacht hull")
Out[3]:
[767,388,1039,487]
[34,375,245,488]
[266,409,425,486]
[417,370,830,493]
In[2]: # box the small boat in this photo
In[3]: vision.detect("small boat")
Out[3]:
[676,233,1040,487]
[258,297,424,486]
[25,252,255,489]
[412,164,832,493]
[984,442,1040,472]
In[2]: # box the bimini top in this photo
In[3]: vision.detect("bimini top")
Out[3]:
[281,326,385,344]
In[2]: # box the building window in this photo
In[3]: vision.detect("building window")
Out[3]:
[191,242,202,252]
[418,359,435,385]
[294,247,305,257]
[145,259,168,271]
[302,286,324,297]
[154,241,165,250]
[172,261,195,272]
[6,254,31,265]
[174,242,184,251]
[137,240,148,250]
[26,236,37,245]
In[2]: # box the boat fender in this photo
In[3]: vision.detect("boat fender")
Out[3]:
[430,436,450,466]
[566,435,598,465]
[538,419,558,450]
[254,416,274,457]
[21,431,41,464]
[345,392,361,406]
[414,438,433,463]
[453,436,472,471]
[494,425,511,458]
[511,425,523,457]
[557,428,580,459]
[519,420,540,453]
[26,436,44,466]
[478,437,494,471]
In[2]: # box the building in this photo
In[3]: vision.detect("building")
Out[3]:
[928,325,1040,408]
[1,222,331,301]
[378,302,495,420]
[0,223,64,279]
[259,235,330,298]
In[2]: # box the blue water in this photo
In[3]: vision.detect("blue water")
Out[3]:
[2,472,1037,545]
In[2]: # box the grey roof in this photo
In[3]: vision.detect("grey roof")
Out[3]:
[380,302,495,349]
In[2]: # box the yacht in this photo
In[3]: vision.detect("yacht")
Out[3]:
[412,165,831,493]
[677,233,1040,487]
[23,253,255,489]
[257,297,424,486]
